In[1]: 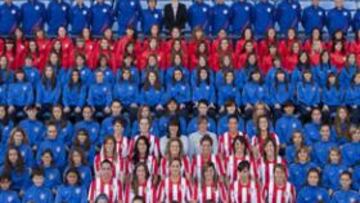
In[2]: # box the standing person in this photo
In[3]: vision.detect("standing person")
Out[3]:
[90,0,113,36]
[187,0,211,34]
[301,0,326,36]
[275,0,301,36]
[70,0,90,36]
[252,0,275,37]
[88,160,123,203]
[326,0,351,36]
[262,164,296,203]
[141,0,162,35]
[46,0,70,36]
[211,0,230,36]
[115,0,141,35]
[0,0,20,36]
[230,0,253,36]
[163,0,187,32]
[20,0,46,36]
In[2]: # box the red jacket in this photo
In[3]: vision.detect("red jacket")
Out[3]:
[0,38,4,55]
[235,39,257,54]
[29,52,46,72]
[5,50,15,70]
[330,51,346,70]
[139,49,167,70]
[187,39,210,58]
[278,39,300,57]
[14,39,28,69]
[257,39,277,57]
[36,37,51,58]
[56,37,74,69]
[282,52,298,73]
[259,54,274,75]
[309,51,321,66]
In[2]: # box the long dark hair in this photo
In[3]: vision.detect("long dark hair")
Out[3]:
[41,65,57,89]
[196,67,210,86]
[143,70,161,91]
[68,69,82,90]
[274,69,289,91]
[3,147,25,173]
[131,163,150,193]
[50,104,68,129]
[68,147,88,167]
[132,137,150,164]
[73,129,91,151]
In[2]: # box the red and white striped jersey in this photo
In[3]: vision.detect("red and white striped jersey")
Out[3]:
[251,133,280,154]
[88,178,123,203]
[93,152,128,181]
[218,131,248,157]
[262,181,296,203]
[191,154,225,181]
[257,157,287,186]
[156,177,192,203]
[192,182,228,203]
[124,179,155,203]
[230,180,263,203]
[114,135,129,158]
[159,156,191,178]
[127,155,159,176]
[225,155,258,181]
[129,134,161,158]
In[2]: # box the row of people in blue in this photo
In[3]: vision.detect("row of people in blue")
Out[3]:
[0,0,359,37]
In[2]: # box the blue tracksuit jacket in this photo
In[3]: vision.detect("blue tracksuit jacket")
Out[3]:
[188,2,211,34]
[301,4,326,35]
[269,82,294,106]
[141,8,162,35]
[339,66,356,89]
[62,83,87,108]
[46,0,70,35]
[36,80,61,105]
[42,166,61,191]
[165,81,191,104]
[211,3,231,35]
[331,190,360,203]
[138,86,166,107]
[230,0,253,35]
[353,9,360,32]
[252,0,275,37]
[217,115,245,135]
[23,66,40,86]
[89,2,113,36]
[344,84,360,106]
[322,163,348,191]
[36,138,66,168]
[242,81,268,105]
[217,84,241,106]
[0,189,20,203]
[87,82,112,107]
[289,161,318,190]
[18,119,45,146]
[312,64,337,88]
[115,0,141,35]
[22,185,53,203]
[70,3,90,35]
[20,0,46,36]
[74,120,100,145]
[297,186,331,203]
[341,142,360,167]
[275,114,302,144]
[0,2,20,36]
[326,7,352,36]
[192,82,216,104]
[321,85,345,107]
[113,81,139,106]
[311,140,338,167]
[187,116,217,134]
[275,0,301,35]
[296,81,320,107]
[7,81,34,107]
[55,184,88,203]
[158,115,187,137]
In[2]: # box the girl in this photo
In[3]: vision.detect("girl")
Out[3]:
[258,138,287,186]
[217,70,242,109]
[238,53,258,83]
[278,29,300,57]
[290,52,311,87]
[285,131,306,164]
[215,54,243,89]
[49,104,74,146]
[225,136,257,182]
[93,136,127,183]
[217,100,244,135]
[242,70,268,116]
[62,69,87,119]
[96,54,115,85]
[138,70,166,111]
[124,163,155,203]
[296,168,330,203]
[303,108,323,145]
[282,41,301,73]
[269,70,294,117]
[0,55,13,84]
[7,70,33,116]
[36,65,61,116]
[333,106,351,144]
[7,127,34,167]
[296,70,320,114]
[111,118,129,158]
[274,102,302,144]
[27,40,46,71]
[330,40,346,70]
[235,28,257,55]
[128,137,158,179]
[0,105,14,145]
[159,138,191,179]
[229,161,262,203]
[312,51,337,88]
[189,41,209,70]
[70,53,94,87]
[72,130,96,164]
[74,106,100,145]
[140,54,164,84]
[262,164,296,203]
[322,148,348,194]
[38,150,61,192]
[339,53,357,87]
[258,28,277,57]
[288,146,318,190]
[344,72,360,123]
[311,124,338,167]
[18,105,45,147]
[158,99,187,136]
[191,55,214,87]
[67,147,92,188]
[341,126,360,167]
[131,105,159,138]
[165,68,191,111]
[165,53,190,86]
[156,158,192,203]
[1,147,31,192]
[322,73,344,117]
[165,39,189,68]
[159,118,189,155]
[116,54,140,85]
[192,163,228,202]
[331,171,360,203]
[87,70,112,115]
[192,66,216,106]
[55,168,88,203]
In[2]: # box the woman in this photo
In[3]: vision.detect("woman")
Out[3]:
[156,158,192,203]
[74,106,100,145]
[333,106,351,144]
[217,70,241,109]
[67,147,93,188]
[269,70,294,117]
[262,164,296,203]
[138,70,166,112]
[160,118,189,156]
[165,68,191,111]
[192,162,228,202]
[55,168,88,203]
[192,65,216,106]
[49,104,74,146]
[296,70,320,114]
[296,168,330,203]
[0,106,14,146]
[124,163,155,203]
[312,51,337,88]
[38,150,61,192]
[72,130,96,164]
[285,131,307,164]
[7,127,34,167]
[321,73,344,117]
[344,72,360,123]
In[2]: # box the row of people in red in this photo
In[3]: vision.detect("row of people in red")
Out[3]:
[1,26,360,73]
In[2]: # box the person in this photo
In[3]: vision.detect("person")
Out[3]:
[251,115,280,156]
[88,160,123,203]
[344,72,360,123]
[18,105,45,147]
[159,118,189,155]
[38,150,61,192]
[230,0,253,36]
[55,168,88,203]
[46,0,70,36]
[0,173,21,203]
[296,168,331,203]
[301,0,326,36]
[331,171,360,203]
[22,168,53,203]
[275,0,301,35]
[211,0,230,36]
[187,0,211,34]
[49,105,74,145]
[70,0,90,36]
[89,0,113,36]
[326,0,351,36]
[7,127,34,168]
[141,0,162,35]
[110,117,129,158]
[275,102,302,145]
[296,70,320,115]
[311,124,338,167]
[192,162,228,202]
[156,158,192,202]
[163,0,187,31]
[341,126,360,167]
[0,0,20,36]
[188,116,217,156]
[67,147,92,188]
[20,0,46,36]
[164,68,191,111]
[262,164,296,203]
[253,0,275,37]
[115,0,141,35]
